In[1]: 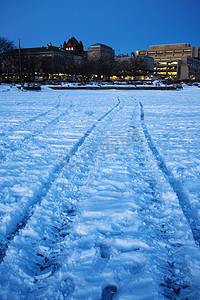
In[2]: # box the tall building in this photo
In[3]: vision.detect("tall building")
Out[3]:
[136,43,200,80]
[86,43,115,79]
[87,43,115,62]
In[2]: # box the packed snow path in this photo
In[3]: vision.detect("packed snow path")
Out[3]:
[0,85,200,299]
[139,101,200,246]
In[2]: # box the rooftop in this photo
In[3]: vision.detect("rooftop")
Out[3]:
[2,46,68,55]
[89,43,113,50]
[1,45,87,57]
[149,43,192,50]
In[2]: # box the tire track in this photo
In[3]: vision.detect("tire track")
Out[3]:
[0,97,120,264]
[133,166,195,299]
[27,95,62,123]
[1,96,198,299]
[0,95,72,162]
[127,102,198,299]
[0,180,77,298]
[0,94,62,152]
[139,101,200,246]
[3,94,62,133]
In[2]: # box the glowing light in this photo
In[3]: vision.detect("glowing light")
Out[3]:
[110,76,119,80]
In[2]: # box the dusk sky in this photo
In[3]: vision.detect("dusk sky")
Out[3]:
[1,0,200,55]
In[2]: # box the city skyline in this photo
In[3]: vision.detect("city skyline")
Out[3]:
[1,0,200,55]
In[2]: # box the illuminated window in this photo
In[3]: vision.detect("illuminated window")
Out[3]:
[174,51,182,56]
[156,51,164,56]
[165,51,173,56]
[183,50,192,55]
[139,51,146,55]
[168,72,177,75]
[157,62,167,65]
[168,67,176,70]
[168,61,178,65]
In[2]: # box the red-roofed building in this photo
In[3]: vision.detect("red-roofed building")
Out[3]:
[63,37,84,53]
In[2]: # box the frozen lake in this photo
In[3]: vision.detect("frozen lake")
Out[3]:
[0,84,200,299]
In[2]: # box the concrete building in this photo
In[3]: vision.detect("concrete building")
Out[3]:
[136,43,200,80]
[86,43,115,79]
[87,44,154,80]
[87,43,115,62]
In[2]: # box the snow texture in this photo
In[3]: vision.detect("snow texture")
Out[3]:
[0,84,200,299]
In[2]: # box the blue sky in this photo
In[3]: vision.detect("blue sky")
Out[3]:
[1,0,200,55]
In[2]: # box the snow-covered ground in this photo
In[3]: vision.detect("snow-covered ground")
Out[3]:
[0,84,200,299]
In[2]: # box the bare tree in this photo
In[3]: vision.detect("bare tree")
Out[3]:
[0,37,15,53]
[0,37,16,81]
[113,56,146,80]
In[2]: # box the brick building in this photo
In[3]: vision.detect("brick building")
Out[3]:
[63,37,84,53]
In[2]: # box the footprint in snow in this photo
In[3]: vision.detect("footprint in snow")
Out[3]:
[101,285,117,300]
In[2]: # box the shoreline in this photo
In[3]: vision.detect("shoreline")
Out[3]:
[49,85,178,91]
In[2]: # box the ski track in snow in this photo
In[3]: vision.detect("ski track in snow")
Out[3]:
[139,101,200,246]
[0,94,71,162]
[1,92,62,136]
[0,97,120,264]
[0,90,64,163]
[0,86,200,299]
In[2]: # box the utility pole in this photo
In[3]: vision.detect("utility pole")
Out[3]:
[19,39,22,84]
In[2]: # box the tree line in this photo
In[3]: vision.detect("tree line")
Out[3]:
[0,37,152,82]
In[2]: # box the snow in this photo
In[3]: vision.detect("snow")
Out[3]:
[0,83,200,299]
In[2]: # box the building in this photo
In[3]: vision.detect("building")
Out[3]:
[86,43,115,79]
[0,42,86,82]
[63,37,84,53]
[87,43,154,80]
[179,56,200,80]
[87,43,115,62]
[113,55,154,80]
[136,43,200,80]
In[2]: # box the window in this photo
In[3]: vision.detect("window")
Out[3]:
[165,51,173,56]
[168,72,177,75]
[157,62,167,65]
[183,49,192,55]
[168,61,178,65]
